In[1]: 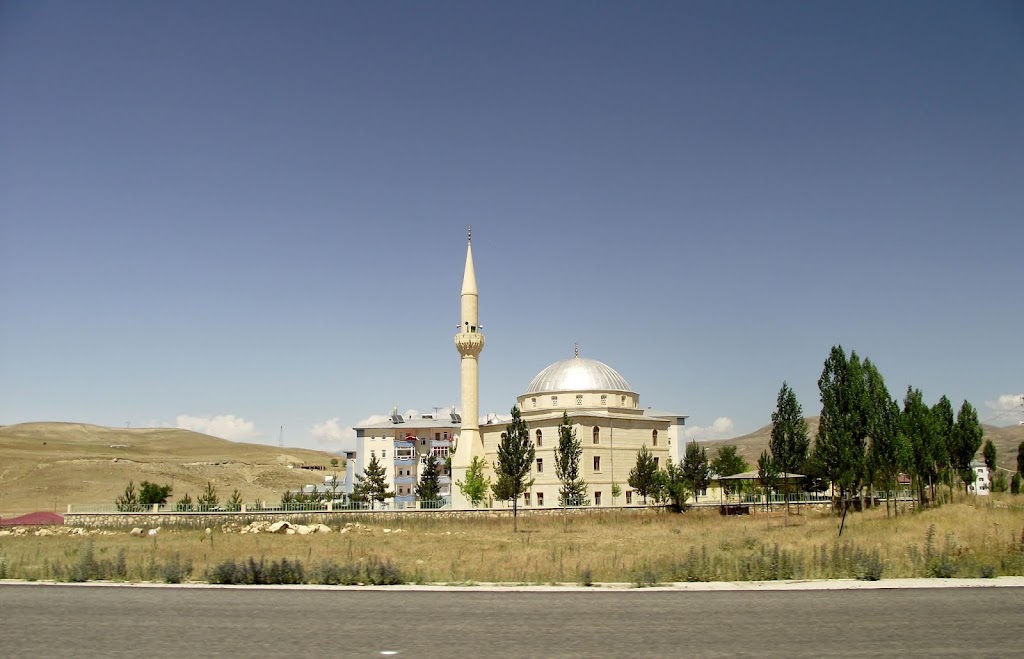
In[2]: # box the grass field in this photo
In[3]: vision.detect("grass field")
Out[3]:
[2,497,1022,585]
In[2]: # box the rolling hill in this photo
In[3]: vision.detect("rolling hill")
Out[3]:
[699,417,1023,474]
[0,422,343,515]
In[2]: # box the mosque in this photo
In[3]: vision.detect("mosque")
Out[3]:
[349,230,687,509]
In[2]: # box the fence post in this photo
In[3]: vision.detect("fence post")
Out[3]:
[327,501,333,512]
[241,503,247,513]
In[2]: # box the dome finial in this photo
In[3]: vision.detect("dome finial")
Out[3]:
[574,342,579,358]
[467,224,471,244]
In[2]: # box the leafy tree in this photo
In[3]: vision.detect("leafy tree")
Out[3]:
[628,445,659,504]
[226,489,243,512]
[330,457,339,467]
[681,441,711,502]
[863,361,908,516]
[982,439,997,473]
[1012,472,1021,496]
[770,381,809,514]
[951,401,984,494]
[992,469,1009,493]
[1018,441,1024,477]
[492,406,535,531]
[902,386,937,506]
[115,481,140,512]
[711,445,748,477]
[196,481,220,510]
[175,492,194,512]
[931,396,956,493]
[138,481,173,505]
[814,346,870,527]
[353,453,394,509]
[456,455,491,507]
[757,450,779,512]
[555,412,588,506]
[661,458,688,512]
[415,453,442,504]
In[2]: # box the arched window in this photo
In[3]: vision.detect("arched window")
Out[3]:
[652,430,658,446]
[600,394,607,406]
[620,395,626,406]
[593,426,600,445]
[531,397,537,409]
[535,429,543,447]
[551,396,558,407]
[576,394,583,406]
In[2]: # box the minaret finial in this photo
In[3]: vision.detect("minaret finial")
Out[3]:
[467,225,472,244]
[574,342,579,358]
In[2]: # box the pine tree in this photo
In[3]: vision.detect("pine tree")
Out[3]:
[115,481,140,512]
[628,445,659,504]
[555,412,588,506]
[415,453,442,505]
[456,456,491,508]
[770,381,809,515]
[493,406,535,531]
[197,481,220,510]
[354,453,394,509]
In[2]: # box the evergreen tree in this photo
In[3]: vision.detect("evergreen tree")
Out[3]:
[628,445,659,504]
[1011,472,1021,495]
[770,381,809,514]
[982,439,997,473]
[415,453,442,505]
[951,401,984,493]
[197,481,220,510]
[554,412,588,506]
[226,489,243,512]
[456,455,491,508]
[115,481,140,512]
[176,492,194,512]
[493,405,535,531]
[681,441,711,502]
[353,453,394,509]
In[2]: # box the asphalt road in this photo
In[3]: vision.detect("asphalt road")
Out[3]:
[1,585,1021,657]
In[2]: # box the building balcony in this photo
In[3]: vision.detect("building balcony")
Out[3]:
[394,457,416,466]
[394,476,415,485]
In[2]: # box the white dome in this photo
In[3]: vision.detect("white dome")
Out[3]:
[524,356,632,394]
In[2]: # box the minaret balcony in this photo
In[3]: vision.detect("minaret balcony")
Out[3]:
[454,332,485,357]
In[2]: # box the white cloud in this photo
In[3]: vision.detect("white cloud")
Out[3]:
[682,417,735,441]
[985,394,1024,413]
[310,418,346,442]
[176,414,257,441]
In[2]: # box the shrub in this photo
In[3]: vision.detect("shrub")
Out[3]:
[317,560,362,585]
[578,566,593,587]
[364,556,404,585]
[161,553,193,584]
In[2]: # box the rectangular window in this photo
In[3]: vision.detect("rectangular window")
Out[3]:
[552,396,558,407]
[532,397,537,409]
[381,450,386,459]
[576,394,583,406]
[593,455,601,472]
[435,433,440,441]
[432,446,449,458]
[524,492,531,506]
[654,457,659,468]
[536,458,544,473]
[600,395,607,406]
[594,491,602,506]
[536,492,544,506]
[626,490,633,504]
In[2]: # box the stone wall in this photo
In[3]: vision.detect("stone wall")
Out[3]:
[64,505,661,528]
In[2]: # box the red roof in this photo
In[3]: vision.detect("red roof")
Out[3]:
[0,512,64,527]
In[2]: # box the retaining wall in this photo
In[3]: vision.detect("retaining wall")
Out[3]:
[64,505,661,528]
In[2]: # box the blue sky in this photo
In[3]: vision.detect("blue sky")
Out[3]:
[2,1,1022,450]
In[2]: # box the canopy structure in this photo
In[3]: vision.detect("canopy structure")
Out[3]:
[715,471,805,482]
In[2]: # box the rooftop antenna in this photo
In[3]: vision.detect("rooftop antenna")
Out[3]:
[278,425,284,448]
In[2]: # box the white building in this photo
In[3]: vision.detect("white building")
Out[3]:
[968,460,991,496]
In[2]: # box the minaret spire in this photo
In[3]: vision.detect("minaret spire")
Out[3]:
[452,228,485,508]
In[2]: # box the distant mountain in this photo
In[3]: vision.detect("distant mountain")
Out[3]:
[0,422,343,515]
[698,417,1023,473]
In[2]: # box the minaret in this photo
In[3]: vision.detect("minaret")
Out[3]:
[452,226,484,506]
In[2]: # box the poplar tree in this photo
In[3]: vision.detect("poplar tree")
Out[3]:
[931,396,956,493]
[757,450,779,512]
[864,363,908,516]
[982,440,997,473]
[1017,441,1024,477]
[770,381,809,514]
[951,401,983,494]
[628,445,659,504]
[681,441,711,502]
[902,386,937,506]
[813,346,869,529]
[493,405,535,531]
[555,412,587,507]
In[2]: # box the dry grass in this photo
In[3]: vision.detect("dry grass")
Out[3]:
[2,497,1023,584]
[0,422,341,514]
